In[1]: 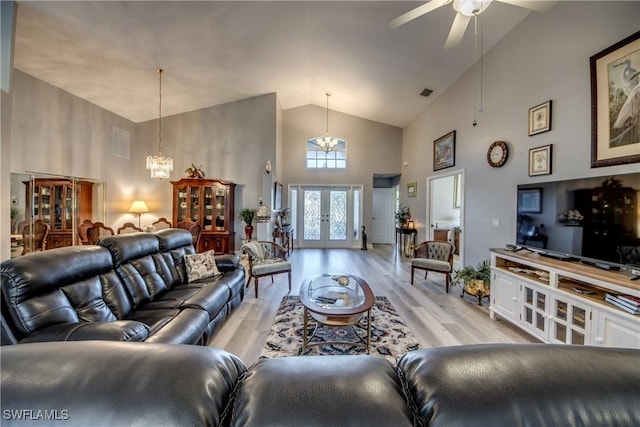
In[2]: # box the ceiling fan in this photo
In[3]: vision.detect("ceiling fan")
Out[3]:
[389,0,556,49]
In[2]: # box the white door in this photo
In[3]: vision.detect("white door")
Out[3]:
[372,188,394,244]
[299,186,351,248]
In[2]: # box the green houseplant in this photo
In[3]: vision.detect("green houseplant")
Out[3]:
[239,208,257,241]
[453,260,491,305]
[394,203,411,227]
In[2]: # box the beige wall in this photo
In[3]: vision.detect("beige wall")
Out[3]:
[8,70,278,253]
[402,1,640,265]
[282,105,402,234]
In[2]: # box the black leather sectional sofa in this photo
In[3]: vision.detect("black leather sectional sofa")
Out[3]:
[0,229,244,345]
[1,341,639,426]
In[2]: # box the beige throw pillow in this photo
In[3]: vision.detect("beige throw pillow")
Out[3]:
[184,250,221,282]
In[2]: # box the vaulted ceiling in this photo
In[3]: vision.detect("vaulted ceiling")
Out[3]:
[13,1,542,127]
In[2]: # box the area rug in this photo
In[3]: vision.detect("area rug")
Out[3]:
[260,296,420,363]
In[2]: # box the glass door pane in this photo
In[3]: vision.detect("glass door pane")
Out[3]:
[303,189,321,241]
[189,186,200,222]
[329,190,347,241]
[203,186,213,231]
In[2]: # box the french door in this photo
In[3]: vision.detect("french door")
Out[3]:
[291,185,361,249]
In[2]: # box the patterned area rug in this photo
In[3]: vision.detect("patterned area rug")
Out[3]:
[260,295,420,363]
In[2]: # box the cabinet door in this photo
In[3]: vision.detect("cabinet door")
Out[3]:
[490,271,519,322]
[592,309,640,349]
[549,294,591,345]
[521,283,549,341]
[200,235,228,255]
[213,185,227,231]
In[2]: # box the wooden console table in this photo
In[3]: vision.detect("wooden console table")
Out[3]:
[273,226,293,255]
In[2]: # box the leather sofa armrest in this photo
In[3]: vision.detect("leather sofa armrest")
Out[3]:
[1,342,247,427]
[19,321,150,343]
[215,254,240,272]
[398,343,640,427]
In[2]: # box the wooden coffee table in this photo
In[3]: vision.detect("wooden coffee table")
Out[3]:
[299,274,375,353]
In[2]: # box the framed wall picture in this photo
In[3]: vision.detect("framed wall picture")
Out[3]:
[407,182,417,197]
[274,181,283,210]
[590,31,640,168]
[529,144,553,176]
[433,130,456,171]
[517,188,542,214]
[528,100,552,136]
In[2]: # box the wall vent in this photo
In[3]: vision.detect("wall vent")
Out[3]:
[112,127,130,159]
[420,88,433,97]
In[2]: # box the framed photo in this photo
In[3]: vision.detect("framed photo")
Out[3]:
[591,31,640,168]
[528,100,552,136]
[274,182,283,210]
[529,144,552,176]
[517,188,542,214]
[433,130,456,171]
[407,182,417,197]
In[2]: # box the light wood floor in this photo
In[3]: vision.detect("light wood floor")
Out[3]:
[209,244,536,365]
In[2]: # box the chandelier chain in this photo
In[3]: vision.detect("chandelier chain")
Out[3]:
[157,68,163,156]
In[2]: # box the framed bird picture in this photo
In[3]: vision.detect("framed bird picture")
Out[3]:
[590,30,640,168]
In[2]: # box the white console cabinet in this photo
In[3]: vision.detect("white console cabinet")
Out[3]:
[490,249,640,349]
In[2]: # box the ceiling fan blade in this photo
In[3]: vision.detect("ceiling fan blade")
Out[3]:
[444,13,471,49]
[497,0,557,13]
[388,0,450,30]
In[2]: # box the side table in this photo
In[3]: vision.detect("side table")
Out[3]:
[395,227,417,257]
[273,226,293,255]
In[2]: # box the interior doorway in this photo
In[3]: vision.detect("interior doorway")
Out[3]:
[427,170,464,267]
[372,188,394,244]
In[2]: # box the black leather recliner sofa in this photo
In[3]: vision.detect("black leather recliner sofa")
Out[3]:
[1,341,639,426]
[0,229,244,345]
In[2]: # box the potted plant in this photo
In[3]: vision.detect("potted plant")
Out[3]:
[395,203,411,228]
[239,208,257,241]
[452,260,491,306]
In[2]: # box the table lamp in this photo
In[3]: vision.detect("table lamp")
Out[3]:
[129,200,149,228]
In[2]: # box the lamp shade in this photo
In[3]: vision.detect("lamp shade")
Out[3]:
[129,200,149,214]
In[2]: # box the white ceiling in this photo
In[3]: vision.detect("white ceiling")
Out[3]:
[13,1,543,127]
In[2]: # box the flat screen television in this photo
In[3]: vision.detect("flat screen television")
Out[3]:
[516,172,640,271]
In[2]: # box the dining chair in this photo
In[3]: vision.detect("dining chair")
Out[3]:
[117,222,144,234]
[21,219,50,255]
[152,217,172,230]
[86,222,115,245]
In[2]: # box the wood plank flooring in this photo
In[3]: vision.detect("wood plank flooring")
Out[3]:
[209,244,536,365]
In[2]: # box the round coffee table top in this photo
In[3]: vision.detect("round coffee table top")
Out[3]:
[300,273,374,317]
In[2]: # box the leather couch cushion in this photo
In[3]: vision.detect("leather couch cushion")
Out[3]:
[19,320,149,343]
[398,343,640,427]
[128,308,210,345]
[98,233,160,267]
[232,355,415,427]
[0,341,247,427]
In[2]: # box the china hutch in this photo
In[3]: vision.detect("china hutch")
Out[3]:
[24,178,94,249]
[171,178,236,254]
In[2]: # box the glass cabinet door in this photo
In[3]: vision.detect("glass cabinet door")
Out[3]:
[53,185,63,230]
[214,186,226,230]
[203,186,214,231]
[40,185,51,225]
[177,188,188,223]
[189,186,201,221]
[550,295,589,345]
[522,283,548,340]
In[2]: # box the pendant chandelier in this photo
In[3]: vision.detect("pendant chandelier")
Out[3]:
[146,68,174,179]
[307,92,346,153]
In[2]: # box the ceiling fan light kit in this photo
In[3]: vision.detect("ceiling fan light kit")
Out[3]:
[453,0,493,17]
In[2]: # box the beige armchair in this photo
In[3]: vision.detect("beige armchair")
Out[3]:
[411,241,454,292]
[241,241,291,298]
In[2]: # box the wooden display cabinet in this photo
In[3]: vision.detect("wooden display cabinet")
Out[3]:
[24,178,93,249]
[171,178,236,254]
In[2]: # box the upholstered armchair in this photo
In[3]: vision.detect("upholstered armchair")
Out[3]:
[411,241,454,292]
[241,241,291,298]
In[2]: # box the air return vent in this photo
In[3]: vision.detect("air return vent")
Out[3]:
[420,88,433,97]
